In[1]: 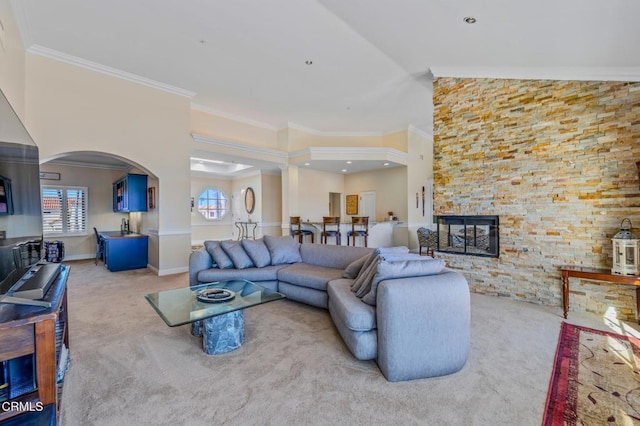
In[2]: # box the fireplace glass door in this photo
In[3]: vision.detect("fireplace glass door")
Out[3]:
[436,215,499,258]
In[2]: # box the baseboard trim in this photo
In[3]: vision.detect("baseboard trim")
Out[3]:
[157,266,188,276]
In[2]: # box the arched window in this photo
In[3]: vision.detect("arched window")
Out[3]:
[197,188,229,220]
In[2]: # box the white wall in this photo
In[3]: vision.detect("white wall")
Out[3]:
[25,54,192,275]
[344,166,407,222]
[260,173,282,236]
[297,168,345,221]
[191,176,233,244]
[406,128,434,248]
[0,2,26,119]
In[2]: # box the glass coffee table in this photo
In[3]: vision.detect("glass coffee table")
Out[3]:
[145,280,284,355]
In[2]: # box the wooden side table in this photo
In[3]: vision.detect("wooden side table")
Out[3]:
[560,266,640,324]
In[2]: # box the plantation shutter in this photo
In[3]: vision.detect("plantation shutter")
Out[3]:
[42,187,64,234]
[65,188,86,233]
[42,186,88,236]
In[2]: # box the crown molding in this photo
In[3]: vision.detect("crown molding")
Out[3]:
[408,125,433,139]
[191,133,288,159]
[191,103,279,131]
[289,146,408,163]
[429,66,640,82]
[287,121,384,138]
[27,45,196,98]
[46,159,129,170]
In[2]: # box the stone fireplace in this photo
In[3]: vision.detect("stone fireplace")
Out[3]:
[433,77,640,321]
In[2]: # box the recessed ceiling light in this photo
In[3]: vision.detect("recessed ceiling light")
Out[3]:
[463,17,476,24]
[346,161,352,164]
[305,60,313,65]
[304,162,310,166]
[341,169,347,173]
[383,163,389,166]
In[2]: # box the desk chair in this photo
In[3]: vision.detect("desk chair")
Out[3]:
[290,216,314,243]
[321,217,341,245]
[93,227,105,265]
[347,216,369,247]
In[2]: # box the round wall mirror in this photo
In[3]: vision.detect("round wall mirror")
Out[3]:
[244,187,255,214]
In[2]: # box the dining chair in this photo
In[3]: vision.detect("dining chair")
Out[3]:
[290,216,314,243]
[347,216,369,247]
[321,217,341,245]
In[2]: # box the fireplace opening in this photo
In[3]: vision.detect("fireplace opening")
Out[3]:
[436,215,499,258]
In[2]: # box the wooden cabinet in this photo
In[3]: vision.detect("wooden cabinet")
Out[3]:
[113,173,148,212]
[0,265,69,423]
[101,231,149,272]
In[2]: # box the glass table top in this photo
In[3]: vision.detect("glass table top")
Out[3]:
[144,280,285,327]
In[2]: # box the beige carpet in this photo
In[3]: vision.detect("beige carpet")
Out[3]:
[59,260,640,426]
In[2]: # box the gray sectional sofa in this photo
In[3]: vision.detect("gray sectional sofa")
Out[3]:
[189,235,470,382]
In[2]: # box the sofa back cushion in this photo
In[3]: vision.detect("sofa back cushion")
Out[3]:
[360,258,446,305]
[220,240,255,269]
[241,238,271,268]
[343,254,370,279]
[300,244,373,269]
[263,235,302,265]
[204,240,234,269]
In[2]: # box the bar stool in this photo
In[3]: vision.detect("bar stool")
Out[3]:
[347,216,369,247]
[321,216,341,245]
[290,216,314,243]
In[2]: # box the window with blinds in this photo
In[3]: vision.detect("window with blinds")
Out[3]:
[42,186,88,236]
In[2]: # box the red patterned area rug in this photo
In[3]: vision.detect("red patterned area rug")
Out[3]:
[543,322,640,425]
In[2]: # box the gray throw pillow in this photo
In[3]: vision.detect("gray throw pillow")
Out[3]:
[343,254,370,279]
[220,240,255,269]
[361,258,446,305]
[241,238,271,268]
[263,235,302,265]
[204,240,234,269]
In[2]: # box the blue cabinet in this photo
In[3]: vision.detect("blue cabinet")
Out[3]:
[113,173,148,212]
[101,232,148,272]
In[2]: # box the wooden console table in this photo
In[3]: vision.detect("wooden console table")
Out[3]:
[560,266,640,324]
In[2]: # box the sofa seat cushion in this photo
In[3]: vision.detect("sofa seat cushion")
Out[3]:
[327,279,376,332]
[277,263,344,291]
[197,264,288,283]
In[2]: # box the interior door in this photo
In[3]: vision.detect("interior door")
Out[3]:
[359,191,376,220]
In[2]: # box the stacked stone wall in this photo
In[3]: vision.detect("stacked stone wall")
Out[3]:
[433,78,640,320]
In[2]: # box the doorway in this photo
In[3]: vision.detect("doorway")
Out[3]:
[329,192,341,217]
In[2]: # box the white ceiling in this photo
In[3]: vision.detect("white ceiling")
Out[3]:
[14,0,640,175]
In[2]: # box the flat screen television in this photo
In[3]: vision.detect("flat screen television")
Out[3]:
[0,89,49,304]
